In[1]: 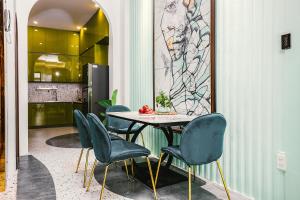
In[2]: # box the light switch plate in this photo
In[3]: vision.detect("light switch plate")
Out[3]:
[277,151,287,171]
[281,33,291,50]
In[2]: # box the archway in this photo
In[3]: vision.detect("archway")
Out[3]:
[16,0,128,156]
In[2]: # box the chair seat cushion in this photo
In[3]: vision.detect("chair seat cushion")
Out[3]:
[110,140,150,162]
[108,124,141,134]
[109,133,123,141]
[161,146,185,161]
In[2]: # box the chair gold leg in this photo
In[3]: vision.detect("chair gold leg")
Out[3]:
[86,159,97,192]
[75,148,84,173]
[216,160,231,200]
[146,157,157,200]
[124,160,130,180]
[155,153,163,187]
[100,165,109,200]
[83,148,92,187]
[188,167,192,200]
[131,158,135,177]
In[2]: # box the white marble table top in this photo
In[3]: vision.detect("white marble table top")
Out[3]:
[107,111,197,127]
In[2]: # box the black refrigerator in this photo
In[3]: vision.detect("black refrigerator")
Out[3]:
[82,64,109,116]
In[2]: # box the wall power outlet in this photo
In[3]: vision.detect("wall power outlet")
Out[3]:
[277,151,287,171]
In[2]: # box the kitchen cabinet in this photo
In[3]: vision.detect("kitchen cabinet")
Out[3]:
[28,27,79,55]
[79,10,109,54]
[28,102,83,128]
[28,53,81,83]
[28,27,46,53]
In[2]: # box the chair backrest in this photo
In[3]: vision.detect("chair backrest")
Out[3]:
[73,110,92,148]
[180,113,227,165]
[87,113,112,163]
[106,105,131,129]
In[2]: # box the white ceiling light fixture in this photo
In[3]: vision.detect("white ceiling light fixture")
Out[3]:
[38,55,62,63]
[76,26,81,30]
[33,20,38,25]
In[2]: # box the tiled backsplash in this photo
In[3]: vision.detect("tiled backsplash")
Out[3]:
[28,83,82,103]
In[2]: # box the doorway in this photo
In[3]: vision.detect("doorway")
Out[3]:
[27,0,110,150]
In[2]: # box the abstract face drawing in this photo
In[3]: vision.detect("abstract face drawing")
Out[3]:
[157,0,211,115]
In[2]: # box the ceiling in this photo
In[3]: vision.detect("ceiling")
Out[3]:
[28,0,100,31]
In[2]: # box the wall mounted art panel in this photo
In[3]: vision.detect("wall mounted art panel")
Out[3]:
[154,0,215,115]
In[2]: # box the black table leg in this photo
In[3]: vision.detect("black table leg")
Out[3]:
[160,127,174,168]
[126,122,137,141]
[130,124,148,143]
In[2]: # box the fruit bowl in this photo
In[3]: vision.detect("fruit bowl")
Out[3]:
[138,105,155,115]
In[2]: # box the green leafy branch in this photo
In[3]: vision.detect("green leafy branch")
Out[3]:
[155,91,172,108]
[97,89,118,125]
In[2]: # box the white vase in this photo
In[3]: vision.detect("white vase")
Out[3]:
[157,106,171,113]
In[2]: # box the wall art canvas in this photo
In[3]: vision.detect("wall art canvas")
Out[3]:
[154,0,215,115]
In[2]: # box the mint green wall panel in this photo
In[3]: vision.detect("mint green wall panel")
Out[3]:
[281,0,300,199]
[129,0,300,200]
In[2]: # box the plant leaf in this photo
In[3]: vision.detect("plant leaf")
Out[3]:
[99,112,106,117]
[97,99,112,108]
[111,89,118,106]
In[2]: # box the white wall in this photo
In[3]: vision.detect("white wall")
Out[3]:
[3,0,17,180]
[15,0,130,156]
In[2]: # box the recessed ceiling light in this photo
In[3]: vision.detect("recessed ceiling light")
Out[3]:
[33,20,38,25]
[76,26,81,30]
[94,3,99,8]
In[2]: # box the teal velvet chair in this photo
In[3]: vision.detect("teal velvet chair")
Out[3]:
[155,113,230,200]
[86,113,157,200]
[73,110,122,188]
[73,110,94,188]
[106,105,145,143]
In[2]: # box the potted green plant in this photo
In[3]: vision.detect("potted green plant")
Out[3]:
[97,89,118,125]
[155,91,172,113]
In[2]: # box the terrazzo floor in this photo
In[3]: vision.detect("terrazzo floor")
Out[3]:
[0,127,250,200]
